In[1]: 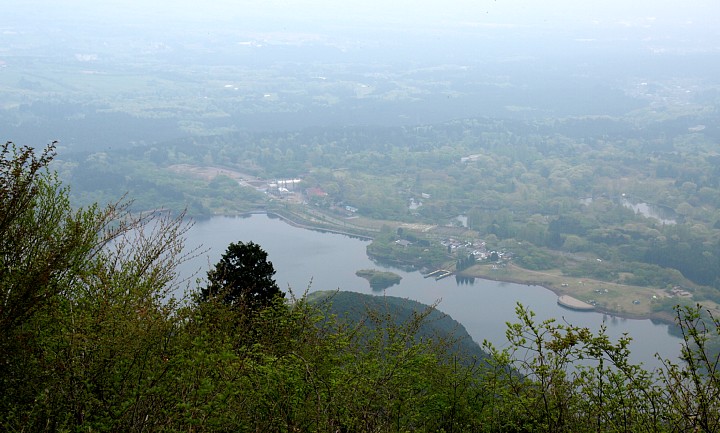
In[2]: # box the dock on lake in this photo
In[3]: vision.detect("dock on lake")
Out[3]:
[424,269,454,280]
[424,269,445,278]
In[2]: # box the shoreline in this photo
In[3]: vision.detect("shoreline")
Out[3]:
[212,209,375,241]
[463,270,677,325]
[266,211,375,241]
[210,209,679,326]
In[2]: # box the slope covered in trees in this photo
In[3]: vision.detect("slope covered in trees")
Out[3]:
[56,111,720,313]
[3,142,720,432]
[308,290,489,363]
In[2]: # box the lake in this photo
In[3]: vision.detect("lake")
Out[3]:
[178,214,682,369]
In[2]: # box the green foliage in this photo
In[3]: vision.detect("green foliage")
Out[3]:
[56,109,720,293]
[456,253,476,271]
[355,269,402,290]
[1,141,195,431]
[7,144,720,432]
[366,230,450,270]
[658,305,720,432]
[1,141,71,336]
[513,244,563,271]
[309,290,490,364]
[482,304,665,432]
[200,241,284,311]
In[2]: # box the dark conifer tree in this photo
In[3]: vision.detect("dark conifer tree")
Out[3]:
[201,241,284,310]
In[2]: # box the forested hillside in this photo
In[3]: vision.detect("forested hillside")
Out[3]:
[4,141,720,432]
[6,9,720,315]
[55,111,720,313]
[308,290,489,363]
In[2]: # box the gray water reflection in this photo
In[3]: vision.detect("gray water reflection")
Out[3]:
[621,199,677,225]
[179,214,682,369]
[580,196,677,225]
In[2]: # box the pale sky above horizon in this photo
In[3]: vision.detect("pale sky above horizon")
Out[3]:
[7,0,719,28]
[4,0,719,52]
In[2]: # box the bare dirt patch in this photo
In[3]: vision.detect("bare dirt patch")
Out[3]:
[166,164,257,182]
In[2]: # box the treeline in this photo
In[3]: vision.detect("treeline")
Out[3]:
[58,112,720,293]
[476,205,720,298]
[309,291,489,363]
[366,229,449,270]
[8,143,720,432]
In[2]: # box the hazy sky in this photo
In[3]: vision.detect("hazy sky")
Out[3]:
[3,0,719,58]
[8,0,719,32]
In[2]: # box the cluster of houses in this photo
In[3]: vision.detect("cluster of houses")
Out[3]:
[408,193,432,215]
[266,178,302,197]
[305,187,327,200]
[669,286,693,298]
[439,238,511,262]
[305,186,366,217]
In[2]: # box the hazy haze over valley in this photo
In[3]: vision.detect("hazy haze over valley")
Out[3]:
[3,1,720,314]
[8,2,720,430]
[3,0,719,144]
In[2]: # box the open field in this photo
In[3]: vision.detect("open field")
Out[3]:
[463,262,717,322]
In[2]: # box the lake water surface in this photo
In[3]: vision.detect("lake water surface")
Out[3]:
[179,214,682,368]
